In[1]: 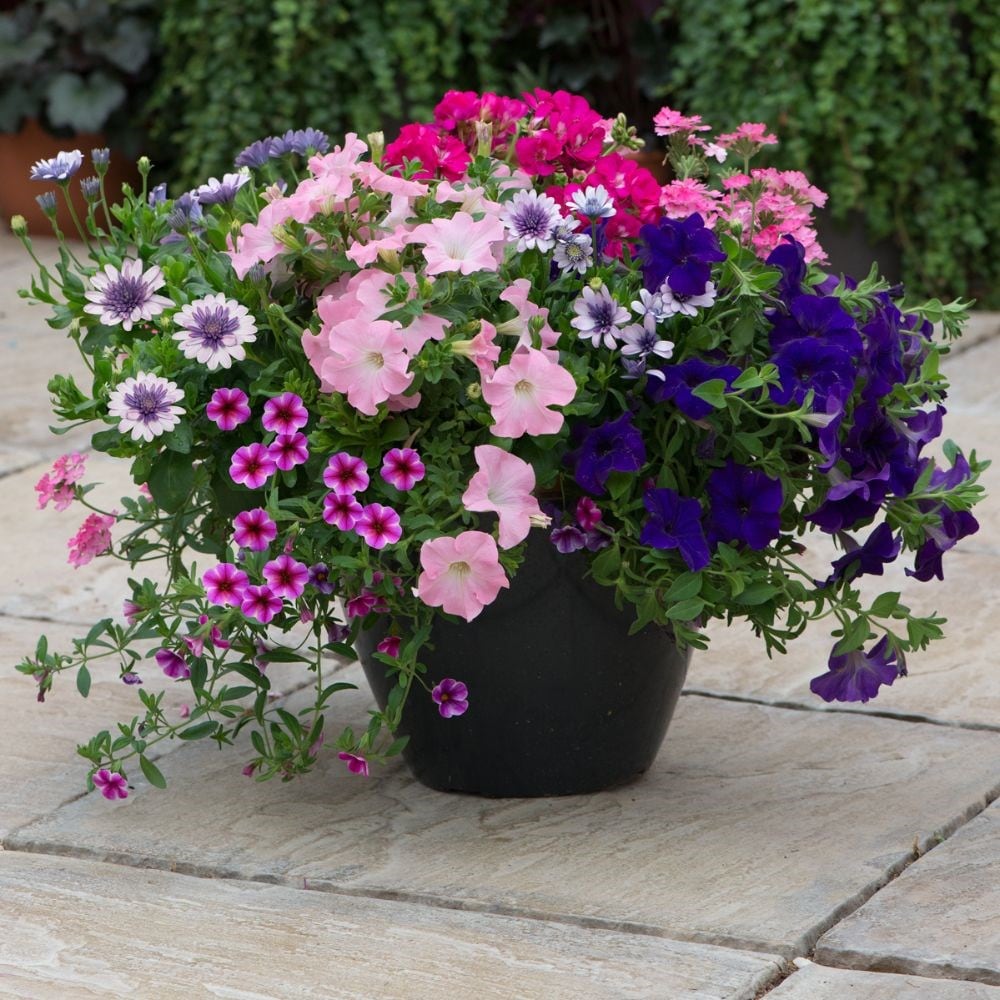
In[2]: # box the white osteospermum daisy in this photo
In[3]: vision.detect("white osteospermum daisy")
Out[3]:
[620,315,675,361]
[172,293,257,369]
[659,280,718,317]
[107,372,185,442]
[83,259,173,331]
[569,184,615,219]
[499,189,562,252]
[630,288,672,323]
[552,233,593,274]
[570,285,630,349]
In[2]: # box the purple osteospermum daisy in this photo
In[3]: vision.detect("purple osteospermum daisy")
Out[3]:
[80,176,100,202]
[233,508,277,550]
[241,584,283,624]
[36,191,57,215]
[91,147,110,170]
[262,392,308,435]
[380,448,425,491]
[499,189,562,252]
[148,182,167,205]
[640,487,710,571]
[234,136,281,169]
[30,149,83,182]
[107,373,184,442]
[84,259,173,330]
[155,647,190,680]
[810,636,903,703]
[195,168,251,206]
[230,443,276,489]
[706,461,783,551]
[164,192,204,241]
[308,562,335,594]
[269,433,309,471]
[571,284,630,349]
[283,127,330,156]
[552,232,593,274]
[355,504,402,549]
[263,554,309,600]
[432,678,469,718]
[92,769,128,800]
[206,387,251,430]
[322,492,364,530]
[569,412,646,496]
[173,293,257,370]
[569,184,615,219]
[203,562,250,606]
[638,212,726,297]
[551,524,586,553]
[337,751,370,777]
[323,452,369,494]
[658,280,717,317]
[620,317,674,361]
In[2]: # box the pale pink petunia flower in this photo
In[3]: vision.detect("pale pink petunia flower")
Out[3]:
[323,452,369,494]
[408,211,506,275]
[203,562,249,606]
[319,319,413,416]
[415,530,509,621]
[67,512,115,567]
[232,508,277,550]
[495,279,559,349]
[461,444,546,549]
[451,319,501,378]
[322,492,364,530]
[380,448,425,491]
[206,387,251,430]
[481,348,577,438]
[92,769,128,800]
[230,443,276,489]
[355,503,402,549]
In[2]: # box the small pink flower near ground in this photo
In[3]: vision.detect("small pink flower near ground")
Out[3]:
[206,387,251,430]
[92,769,128,800]
[482,348,577,438]
[431,678,469,718]
[337,751,370,777]
[67,512,115,567]
[233,508,277,550]
[380,448,425,491]
[408,211,506,275]
[355,503,403,549]
[415,530,509,621]
[461,444,545,549]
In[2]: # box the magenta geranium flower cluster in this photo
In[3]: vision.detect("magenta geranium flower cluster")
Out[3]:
[14,89,985,799]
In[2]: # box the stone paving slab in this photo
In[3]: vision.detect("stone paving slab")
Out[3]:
[0,851,784,1000]
[767,962,1000,998]
[9,670,999,959]
[815,800,1000,986]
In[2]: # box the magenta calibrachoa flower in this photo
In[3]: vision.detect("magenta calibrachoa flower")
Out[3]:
[155,648,190,680]
[241,584,283,624]
[431,678,469,718]
[376,635,401,658]
[323,452,369,494]
[173,293,257,369]
[233,508,277,550]
[337,751,370,777]
[203,563,250,606]
[67,513,115,567]
[380,448,426,491]
[262,392,308,435]
[263,554,309,600]
[322,492,363,530]
[107,373,184,442]
[92,768,128,800]
[230,443,276,489]
[84,259,172,331]
[206,387,251,430]
[355,503,403,549]
[269,433,309,471]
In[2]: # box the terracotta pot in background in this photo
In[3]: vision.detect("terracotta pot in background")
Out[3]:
[0,119,137,238]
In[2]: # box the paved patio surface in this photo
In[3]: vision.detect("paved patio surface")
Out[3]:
[1,232,998,998]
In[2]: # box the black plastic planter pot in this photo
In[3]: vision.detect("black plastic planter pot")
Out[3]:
[357,530,691,797]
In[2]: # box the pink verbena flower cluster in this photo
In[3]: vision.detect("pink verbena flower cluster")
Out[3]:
[67,512,115,567]
[35,452,86,510]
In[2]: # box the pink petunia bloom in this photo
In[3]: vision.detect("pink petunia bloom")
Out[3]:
[355,503,402,549]
[376,635,401,658]
[461,444,545,549]
[230,443,277,489]
[337,751,370,777]
[155,647,190,680]
[269,433,309,471]
[203,562,249,606]
[322,452,369,494]
[233,508,277,550]
[380,448,425,491]
[227,197,298,279]
[495,279,559,350]
[408,211,506,276]
[67,512,115,567]
[241,584,283,624]
[322,492,364,530]
[450,319,500,378]
[415,530,509,621]
[320,319,413,416]
[262,392,308,435]
[92,769,128,800]
[263,554,309,600]
[652,106,710,136]
[431,677,469,718]
[183,634,205,658]
[481,347,577,438]
[206,387,251,430]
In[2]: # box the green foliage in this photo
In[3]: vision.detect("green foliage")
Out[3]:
[655,0,1000,305]
[151,0,511,187]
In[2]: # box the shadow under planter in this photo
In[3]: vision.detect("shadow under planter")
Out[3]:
[357,530,691,798]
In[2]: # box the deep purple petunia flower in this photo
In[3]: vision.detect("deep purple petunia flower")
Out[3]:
[647,357,741,421]
[770,338,856,408]
[323,452,369,494]
[824,522,901,586]
[551,524,586,553]
[640,487,710,571]
[808,464,891,534]
[638,212,726,297]
[810,636,902,703]
[768,294,863,356]
[432,678,469,718]
[907,508,979,582]
[765,236,807,301]
[263,554,309,600]
[569,412,646,495]
[706,461,783,550]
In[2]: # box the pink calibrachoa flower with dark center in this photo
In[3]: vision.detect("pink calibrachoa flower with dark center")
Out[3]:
[206,387,251,430]
[263,554,310,600]
[408,211,506,275]
[323,452,369,494]
[232,508,277,550]
[415,530,509,621]
[230,442,276,489]
[67,512,115,567]
[107,372,184,442]
[322,492,363,530]
[241,584,283,624]
[431,677,469,718]
[380,447,425,491]
[461,444,547,549]
[122,599,143,624]
[355,503,402,549]
[92,769,128,800]
[576,497,602,531]
[155,647,190,680]
[345,590,385,618]
[262,392,309,435]
[269,432,309,471]
[202,562,249,606]
[482,347,577,438]
[35,452,86,510]
[376,635,401,658]
[337,751,370,777]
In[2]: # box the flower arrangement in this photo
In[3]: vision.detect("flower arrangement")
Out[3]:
[13,89,986,799]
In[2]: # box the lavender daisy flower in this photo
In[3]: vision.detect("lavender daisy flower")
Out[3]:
[107,373,185,442]
[234,137,279,169]
[569,184,615,219]
[499,189,562,252]
[570,284,630,349]
[552,233,593,274]
[620,316,675,361]
[172,293,257,369]
[195,168,251,206]
[284,128,330,155]
[91,147,110,170]
[30,149,83,182]
[80,177,101,203]
[83,259,173,330]
[165,192,204,240]
[658,280,718,317]
[631,288,671,323]
[35,191,57,216]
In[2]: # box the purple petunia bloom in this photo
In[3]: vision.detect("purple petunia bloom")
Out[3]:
[308,562,336,595]
[233,508,277,550]
[92,768,128,800]
[569,412,646,495]
[768,294,863,356]
[810,636,903,703]
[206,387,251,430]
[84,259,173,331]
[808,464,891,534]
[638,212,726,297]
[269,433,309,471]
[551,524,586,553]
[908,508,979,582]
[824,522,901,587]
[230,443,277,489]
[770,338,856,408]
[640,487,710,571]
[765,236,807,301]
[155,647,190,680]
[647,357,741,421]
[30,149,83,182]
[706,462,783,551]
[432,677,469,718]
[355,503,402,549]
[121,672,143,685]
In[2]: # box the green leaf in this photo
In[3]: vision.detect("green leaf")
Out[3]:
[736,582,780,606]
[665,598,705,621]
[139,754,167,789]
[870,592,901,617]
[76,664,91,698]
[148,450,196,513]
[590,542,621,585]
[690,379,728,410]
[665,572,703,603]
[178,720,219,741]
